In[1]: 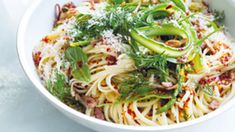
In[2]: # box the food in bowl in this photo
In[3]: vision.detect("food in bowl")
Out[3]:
[32,0,235,126]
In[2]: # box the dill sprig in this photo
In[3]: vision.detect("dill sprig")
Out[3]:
[46,71,70,101]
[129,42,169,82]
[118,73,153,101]
[200,84,214,96]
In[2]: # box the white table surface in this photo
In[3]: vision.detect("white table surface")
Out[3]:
[0,0,234,132]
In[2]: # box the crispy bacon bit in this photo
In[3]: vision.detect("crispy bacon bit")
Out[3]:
[82,96,97,108]
[199,76,217,85]
[32,51,41,67]
[183,97,191,108]
[94,107,105,120]
[166,4,173,10]
[161,82,173,88]
[209,100,220,110]
[106,56,117,65]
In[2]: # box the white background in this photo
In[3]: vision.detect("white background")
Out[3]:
[0,0,234,131]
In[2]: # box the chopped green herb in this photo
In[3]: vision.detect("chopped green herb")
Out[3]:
[118,73,153,101]
[201,84,214,96]
[65,47,91,82]
[46,71,70,101]
[129,43,169,82]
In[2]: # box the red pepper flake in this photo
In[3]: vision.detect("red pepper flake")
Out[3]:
[183,97,191,108]
[186,11,190,16]
[219,71,231,81]
[106,55,117,65]
[77,61,83,68]
[166,4,173,10]
[218,71,232,85]
[199,76,217,85]
[106,48,111,52]
[41,36,49,43]
[32,51,41,67]
[220,53,231,65]
[114,85,118,90]
[127,109,136,118]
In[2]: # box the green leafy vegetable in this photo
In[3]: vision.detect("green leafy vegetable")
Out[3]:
[46,71,70,101]
[65,47,91,82]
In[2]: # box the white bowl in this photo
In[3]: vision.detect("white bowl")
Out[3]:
[17,0,235,131]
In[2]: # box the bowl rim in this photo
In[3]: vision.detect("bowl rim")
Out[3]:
[17,0,235,131]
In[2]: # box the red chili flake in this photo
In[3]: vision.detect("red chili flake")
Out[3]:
[77,61,83,68]
[219,72,231,80]
[127,109,136,118]
[41,36,49,43]
[106,48,111,52]
[114,85,118,90]
[183,97,191,108]
[32,51,41,67]
[186,11,190,16]
[166,4,173,10]
[106,56,117,65]
[219,71,232,86]
[199,76,217,85]
[220,54,230,65]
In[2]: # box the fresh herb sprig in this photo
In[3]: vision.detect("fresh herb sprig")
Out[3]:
[46,71,70,101]
[65,47,91,82]
[118,73,153,101]
[130,42,169,82]
[198,84,214,96]
[156,64,184,114]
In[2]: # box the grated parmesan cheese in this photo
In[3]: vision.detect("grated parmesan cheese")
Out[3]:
[101,30,125,52]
